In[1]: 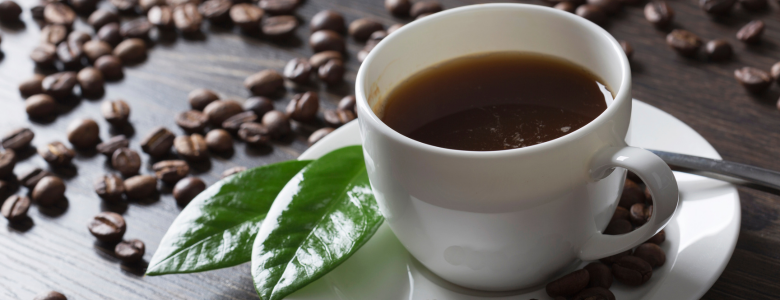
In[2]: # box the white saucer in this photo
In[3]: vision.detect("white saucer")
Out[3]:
[289,100,740,300]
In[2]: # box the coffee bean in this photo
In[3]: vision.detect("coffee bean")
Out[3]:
[120,19,152,40]
[174,4,202,33]
[286,91,319,121]
[221,166,246,178]
[410,0,441,18]
[199,0,231,23]
[262,110,291,138]
[310,10,345,32]
[385,0,410,16]
[77,67,104,98]
[44,3,75,27]
[259,0,297,15]
[308,127,334,145]
[56,41,83,70]
[644,1,673,27]
[262,15,298,39]
[612,255,652,286]
[94,173,125,202]
[88,9,118,29]
[2,128,34,151]
[42,72,77,100]
[546,269,589,297]
[40,24,67,45]
[588,0,620,14]
[67,119,100,149]
[2,195,30,222]
[244,96,274,117]
[583,262,612,289]
[356,46,369,62]
[604,218,632,235]
[97,135,129,156]
[188,89,219,111]
[88,211,126,242]
[25,94,57,119]
[238,122,271,145]
[338,95,357,114]
[174,134,208,161]
[646,229,666,244]
[771,62,780,84]
[222,111,258,133]
[39,141,75,165]
[318,59,344,85]
[18,168,52,189]
[611,205,629,222]
[387,23,403,35]
[554,2,577,12]
[349,18,383,41]
[576,4,606,25]
[115,239,145,263]
[30,44,57,68]
[310,50,342,68]
[244,70,284,96]
[70,0,98,14]
[83,41,113,64]
[95,55,124,80]
[735,67,771,93]
[124,175,157,199]
[737,20,764,44]
[114,38,147,63]
[309,30,345,53]
[140,127,175,157]
[699,0,735,14]
[323,109,355,127]
[32,175,65,206]
[148,5,174,28]
[153,160,190,184]
[19,75,45,98]
[31,1,46,20]
[619,40,633,60]
[633,243,665,268]
[101,99,131,126]
[705,39,732,61]
[204,129,233,152]
[176,110,209,132]
[0,149,15,178]
[739,0,767,10]
[108,0,136,12]
[619,178,646,208]
[629,203,652,225]
[173,176,205,206]
[166,0,197,7]
[230,3,264,31]
[202,100,242,127]
[573,287,615,300]
[98,23,122,47]
[0,0,21,22]
[33,291,67,300]
[112,148,141,176]
[368,31,387,46]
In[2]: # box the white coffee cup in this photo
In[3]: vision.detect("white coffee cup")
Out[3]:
[355,3,679,292]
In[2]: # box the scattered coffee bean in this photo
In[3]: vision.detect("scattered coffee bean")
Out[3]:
[56,41,83,70]
[83,40,113,63]
[588,0,621,14]
[94,174,125,202]
[88,9,118,30]
[546,269,589,297]
[30,44,57,68]
[771,62,780,84]
[114,38,147,63]
[310,10,345,32]
[646,229,666,244]
[101,99,131,126]
[67,119,100,149]
[576,5,606,25]
[705,39,732,61]
[554,1,577,12]
[257,0,296,15]
[202,100,242,127]
[115,239,145,263]
[584,262,612,289]
[77,67,105,98]
[2,128,34,151]
[121,18,153,39]
[644,1,673,28]
[734,67,771,93]
[0,0,21,22]
[338,95,357,114]
[387,23,403,34]
[262,15,298,38]
[230,3,264,31]
[633,243,666,268]
[32,175,65,206]
[44,3,75,27]
[205,129,233,152]
[244,70,284,96]
[612,255,652,286]
[283,58,312,84]
[310,30,345,53]
[310,51,342,68]
[39,141,75,166]
[286,92,319,121]
[739,0,767,10]
[629,203,652,225]
[238,122,271,145]
[349,18,383,41]
[148,5,174,29]
[619,178,646,208]
[30,1,46,20]
[124,175,157,199]
[736,20,764,44]
[25,94,57,119]
[612,206,630,221]
[153,160,190,184]
[42,72,77,100]
[174,4,202,33]
[199,0,232,23]
[2,195,30,222]
[112,148,141,176]
[355,46,369,61]
[140,127,175,157]
[318,59,344,85]
[699,0,735,14]
[188,89,219,111]
[619,40,633,60]
[308,127,335,145]
[221,166,246,178]
[323,109,355,127]
[19,75,45,98]
[174,134,208,161]
[410,0,442,18]
[88,211,126,242]
[244,96,274,117]
[110,0,138,13]
[98,23,123,47]
[173,176,205,206]
[33,291,67,300]
[0,149,14,178]
[262,110,291,138]
[97,135,129,156]
[18,168,52,189]
[40,24,67,45]
[604,218,632,235]
[222,111,257,132]
[95,55,124,80]
[385,0,410,16]
[573,287,615,300]
[175,110,209,132]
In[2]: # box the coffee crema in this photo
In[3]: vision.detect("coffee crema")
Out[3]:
[380,51,613,151]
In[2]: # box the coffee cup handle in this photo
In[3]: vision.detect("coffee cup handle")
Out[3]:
[579,146,680,261]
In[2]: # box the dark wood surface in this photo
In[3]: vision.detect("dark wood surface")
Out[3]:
[0,0,778,298]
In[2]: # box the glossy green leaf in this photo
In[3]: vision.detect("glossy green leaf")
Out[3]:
[146,160,312,276]
[251,145,384,300]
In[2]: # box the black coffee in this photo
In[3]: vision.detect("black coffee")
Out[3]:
[381,52,612,151]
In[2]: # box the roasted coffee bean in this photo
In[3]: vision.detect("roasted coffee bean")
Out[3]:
[141,127,175,157]
[32,175,65,206]
[83,40,113,63]
[44,3,75,27]
[148,5,174,28]
[30,44,57,68]
[308,127,334,145]
[112,148,141,176]
[176,110,209,132]
[588,0,620,14]
[0,0,21,22]
[737,20,764,44]
[338,95,357,114]
[166,0,197,7]
[97,135,129,156]
[739,0,767,10]
[262,110,291,138]
[203,100,243,127]
[410,0,441,18]
[604,218,632,235]
[385,0,410,16]
[174,3,202,33]
[42,72,77,100]
[199,0,231,23]
[153,160,190,184]
[0,149,15,178]
[114,38,147,62]
[40,24,67,45]
[310,30,345,53]
[205,129,233,152]
[318,59,344,85]
[98,23,122,47]
[612,256,652,286]
[633,243,665,268]
[2,128,34,151]
[110,0,137,12]
[584,263,612,289]
[222,111,258,133]
[310,10,344,32]
[124,175,157,199]
[244,96,274,117]
[174,134,208,161]
[573,287,616,300]
[221,166,246,178]
[172,176,205,206]
[546,269,589,297]
[101,99,131,125]
[18,168,51,189]
[2,195,30,222]
[94,173,125,202]
[646,229,666,244]
[262,15,298,38]
[349,18,383,41]
[310,51,342,68]
[285,92,319,121]
[244,70,284,96]
[387,23,403,34]
[259,0,297,15]
[619,178,646,208]
[230,3,264,31]
[31,1,46,20]
[554,1,577,12]
[69,0,98,14]
[77,67,105,98]
[629,202,652,225]
[355,45,369,61]
[67,119,100,149]
[188,89,219,110]
[323,109,355,127]
[115,239,145,263]
[644,1,673,27]
[619,40,633,60]
[771,62,780,84]
[56,41,83,70]
[25,94,57,119]
[611,205,630,221]
[88,9,118,29]
[705,39,732,61]
[88,211,126,242]
[33,291,67,300]
[238,122,271,145]
[70,30,92,48]
[734,67,771,93]
[121,18,153,39]
[699,0,735,14]
[19,75,45,98]
[576,5,606,25]
[39,141,75,165]
[95,55,124,80]
[368,30,387,44]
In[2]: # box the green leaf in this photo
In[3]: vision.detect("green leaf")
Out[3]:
[251,145,384,300]
[146,160,312,276]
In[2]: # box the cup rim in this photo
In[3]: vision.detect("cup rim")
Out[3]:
[355,3,631,158]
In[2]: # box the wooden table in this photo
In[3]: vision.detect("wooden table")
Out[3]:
[0,0,777,298]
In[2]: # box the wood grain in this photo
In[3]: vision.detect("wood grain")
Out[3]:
[0,0,779,298]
